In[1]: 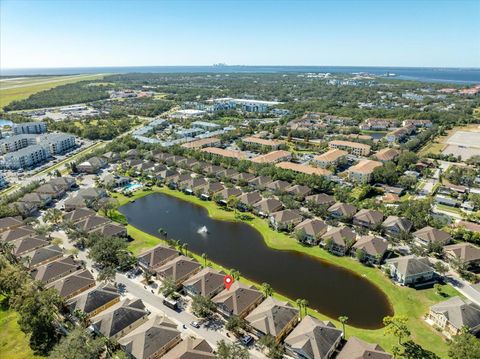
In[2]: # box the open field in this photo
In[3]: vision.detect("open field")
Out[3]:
[116,187,458,358]
[0,299,39,359]
[418,124,480,157]
[0,74,105,109]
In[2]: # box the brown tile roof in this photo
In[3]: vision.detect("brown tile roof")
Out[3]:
[337,336,391,359]
[276,162,332,177]
[138,245,179,270]
[444,243,480,263]
[47,269,95,298]
[182,267,226,298]
[413,226,452,245]
[348,160,383,174]
[329,140,371,150]
[155,255,201,283]
[181,137,220,149]
[251,150,291,164]
[201,147,246,160]
[313,149,348,162]
[212,281,263,317]
[162,338,214,359]
[243,136,284,147]
[374,148,400,162]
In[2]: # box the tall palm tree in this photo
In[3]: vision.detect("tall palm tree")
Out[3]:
[0,242,16,263]
[338,316,349,338]
[181,243,189,256]
[261,282,273,298]
[230,268,240,281]
[201,253,208,267]
[296,298,304,318]
[301,299,309,317]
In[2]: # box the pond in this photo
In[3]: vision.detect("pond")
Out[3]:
[119,192,393,328]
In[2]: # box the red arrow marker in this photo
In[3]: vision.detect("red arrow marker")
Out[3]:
[224,275,234,290]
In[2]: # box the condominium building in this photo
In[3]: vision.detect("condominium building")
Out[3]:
[0,134,37,154]
[2,145,49,169]
[36,133,76,155]
[12,122,47,135]
[329,140,371,156]
[348,159,383,184]
[313,148,348,168]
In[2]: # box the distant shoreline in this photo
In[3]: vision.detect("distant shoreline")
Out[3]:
[1,65,479,84]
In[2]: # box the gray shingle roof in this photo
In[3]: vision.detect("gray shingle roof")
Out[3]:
[430,296,480,333]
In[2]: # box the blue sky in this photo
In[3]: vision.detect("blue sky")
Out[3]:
[1,0,479,69]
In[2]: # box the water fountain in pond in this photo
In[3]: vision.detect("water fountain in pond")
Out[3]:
[197,225,208,234]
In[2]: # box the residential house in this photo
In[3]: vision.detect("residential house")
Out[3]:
[0,217,26,233]
[412,226,452,247]
[269,209,303,231]
[353,209,383,229]
[47,269,96,299]
[63,208,96,224]
[295,218,328,244]
[212,281,264,318]
[238,191,263,211]
[232,172,256,184]
[68,284,121,318]
[23,244,63,269]
[162,338,214,359]
[104,174,130,188]
[254,198,283,217]
[245,297,299,342]
[19,192,52,208]
[321,227,357,256]
[91,298,149,340]
[348,160,383,184]
[35,183,66,199]
[285,315,343,359]
[313,149,348,169]
[248,176,273,189]
[1,225,35,243]
[306,194,336,208]
[286,185,312,199]
[198,181,224,200]
[155,255,202,286]
[182,267,226,299]
[385,255,435,286]
[90,222,127,238]
[428,296,480,336]
[266,180,291,193]
[216,168,239,181]
[337,337,392,359]
[49,176,77,191]
[327,202,357,219]
[181,178,208,195]
[137,245,179,273]
[101,151,121,162]
[9,201,38,217]
[352,235,389,264]
[118,316,182,359]
[30,256,81,284]
[444,242,480,269]
[77,156,107,174]
[382,216,413,238]
[12,236,49,257]
[216,187,243,205]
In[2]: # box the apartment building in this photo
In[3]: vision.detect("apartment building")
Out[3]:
[313,148,348,168]
[2,145,49,169]
[329,140,371,156]
[37,133,76,155]
[359,118,398,130]
[12,122,47,135]
[348,160,383,184]
[0,134,37,154]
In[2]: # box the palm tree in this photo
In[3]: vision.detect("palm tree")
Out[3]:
[296,298,304,318]
[181,243,189,256]
[261,282,273,298]
[174,240,181,250]
[301,299,309,317]
[74,309,90,328]
[0,241,16,263]
[230,268,240,280]
[201,253,208,267]
[338,316,349,338]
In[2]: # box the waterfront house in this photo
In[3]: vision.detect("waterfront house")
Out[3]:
[90,222,127,238]
[285,315,343,359]
[181,178,208,195]
[91,298,149,340]
[352,235,388,264]
[382,216,413,237]
[254,198,283,217]
[212,281,263,318]
[327,202,357,219]
[294,218,328,245]
[137,245,179,273]
[162,338,214,359]
[199,181,224,200]
[155,255,202,286]
[353,209,383,229]
[182,267,226,299]
[68,284,121,318]
[412,226,452,247]
[385,255,434,286]
[216,187,243,205]
[428,296,480,337]
[269,209,303,231]
[245,297,299,342]
[238,191,263,211]
[118,316,182,359]
[321,227,357,256]
[337,337,392,359]
[75,215,111,233]
[444,242,480,269]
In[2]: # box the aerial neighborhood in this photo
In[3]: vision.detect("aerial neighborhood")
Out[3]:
[1,70,480,359]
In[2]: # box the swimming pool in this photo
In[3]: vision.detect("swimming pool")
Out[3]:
[123,183,143,192]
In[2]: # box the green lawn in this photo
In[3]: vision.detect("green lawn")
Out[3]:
[0,299,39,359]
[0,74,105,109]
[119,186,457,358]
